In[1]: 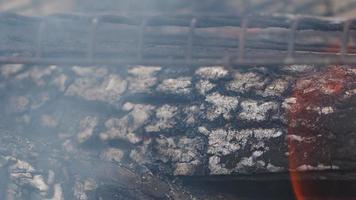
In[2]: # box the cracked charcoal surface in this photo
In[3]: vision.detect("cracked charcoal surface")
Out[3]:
[0,64,355,199]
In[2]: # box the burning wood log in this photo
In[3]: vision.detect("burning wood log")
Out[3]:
[0,63,355,199]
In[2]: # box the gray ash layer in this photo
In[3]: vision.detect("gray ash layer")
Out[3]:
[0,64,355,199]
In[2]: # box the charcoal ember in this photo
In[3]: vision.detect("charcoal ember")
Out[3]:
[286,66,356,170]
[0,64,356,199]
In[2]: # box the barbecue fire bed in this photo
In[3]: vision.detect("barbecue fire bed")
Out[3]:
[0,13,355,200]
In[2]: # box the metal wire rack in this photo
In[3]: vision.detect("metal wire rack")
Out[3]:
[0,12,355,67]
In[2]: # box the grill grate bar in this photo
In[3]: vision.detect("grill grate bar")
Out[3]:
[238,18,248,61]
[341,20,351,57]
[36,19,46,58]
[1,56,356,67]
[87,17,99,61]
[1,13,356,66]
[186,18,197,62]
[39,13,354,31]
[287,17,299,58]
[137,19,147,60]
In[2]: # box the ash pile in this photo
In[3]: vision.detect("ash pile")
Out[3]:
[0,63,355,199]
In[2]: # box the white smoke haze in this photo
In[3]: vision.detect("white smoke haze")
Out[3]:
[0,0,354,16]
[0,1,355,200]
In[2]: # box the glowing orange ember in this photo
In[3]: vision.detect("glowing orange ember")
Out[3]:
[286,66,355,199]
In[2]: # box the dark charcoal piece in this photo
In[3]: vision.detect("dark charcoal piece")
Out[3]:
[0,64,355,199]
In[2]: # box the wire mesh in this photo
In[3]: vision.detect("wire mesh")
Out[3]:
[0,12,355,66]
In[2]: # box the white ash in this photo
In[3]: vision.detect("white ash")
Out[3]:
[100,148,125,162]
[155,136,203,163]
[253,128,283,139]
[195,80,215,95]
[207,128,282,157]
[122,102,134,111]
[9,158,49,193]
[66,66,127,104]
[205,92,239,120]
[207,129,242,156]
[145,104,178,132]
[306,106,334,115]
[207,128,284,174]
[344,89,356,99]
[130,139,152,164]
[74,180,88,200]
[266,163,285,172]
[237,157,255,168]
[155,136,204,175]
[51,73,68,92]
[47,183,64,200]
[77,116,98,144]
[40,114,58,128]
[15,115,31,125]
[16,65,57,86]
[62,139,76,153]
[173,161,201,176]
[31,92,50,110]
[258,78,290,97]
[295,164,340,171]
[286,134,304,142]
[227,72,265,93]
[100,104,154,143]
[239,100,278,122]
[9,96,30,113]
[1,64,23,78]
[100,119,142,144]
[282,97,297,110]
[210,155,268,175]
[183,105,200,125]
[157,77,192,95]
[83,178,98,191]
[209,156,231,175]
[252,150,264,158]
[72,66,108,77]
[128,66,161,92]
[198,126,211,136]
[195,66,228,80]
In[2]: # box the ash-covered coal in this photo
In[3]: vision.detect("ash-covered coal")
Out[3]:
[0,64,355,199]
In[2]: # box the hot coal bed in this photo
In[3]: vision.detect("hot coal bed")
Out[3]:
[0,13,355,200]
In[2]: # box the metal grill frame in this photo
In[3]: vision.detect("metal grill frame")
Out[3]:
[0,13,356,67]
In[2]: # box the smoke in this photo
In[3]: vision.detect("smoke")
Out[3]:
[0,0,238,16]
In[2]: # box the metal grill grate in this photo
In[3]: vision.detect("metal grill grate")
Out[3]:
[0,13,355,66]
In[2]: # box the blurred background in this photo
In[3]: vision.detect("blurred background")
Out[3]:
[0,0,355,17]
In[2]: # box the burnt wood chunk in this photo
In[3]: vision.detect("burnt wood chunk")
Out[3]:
[0,64,355,199]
